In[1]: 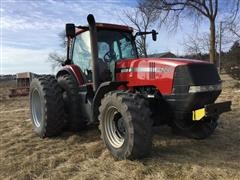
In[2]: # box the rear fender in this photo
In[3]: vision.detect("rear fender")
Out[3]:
[56,65,85,85]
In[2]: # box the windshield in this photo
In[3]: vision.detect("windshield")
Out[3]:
[97,30,137,61]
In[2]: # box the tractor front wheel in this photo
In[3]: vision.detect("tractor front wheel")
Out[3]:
[98,92,153,160]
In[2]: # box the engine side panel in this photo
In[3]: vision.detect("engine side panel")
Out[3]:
[115,58,180,95]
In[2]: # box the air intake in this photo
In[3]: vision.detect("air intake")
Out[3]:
[149,62,155,79]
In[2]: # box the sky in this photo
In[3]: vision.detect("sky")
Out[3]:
[0,0,224,74]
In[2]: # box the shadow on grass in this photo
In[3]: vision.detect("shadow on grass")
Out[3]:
[149,126,240,166]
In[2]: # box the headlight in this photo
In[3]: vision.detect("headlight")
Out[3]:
[189,84,222,93]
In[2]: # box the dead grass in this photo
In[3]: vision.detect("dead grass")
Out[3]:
[0,74,239,180]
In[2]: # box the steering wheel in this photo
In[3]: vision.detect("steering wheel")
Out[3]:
[103,51,111,63]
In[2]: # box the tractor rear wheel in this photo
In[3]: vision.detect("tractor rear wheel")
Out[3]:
[30,75,65,138]
[98,91,153,160]
[58,74,87,131]
[171,116,218,139]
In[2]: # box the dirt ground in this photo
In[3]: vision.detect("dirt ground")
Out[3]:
[0,75,239,180]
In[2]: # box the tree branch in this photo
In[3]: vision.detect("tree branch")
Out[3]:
[187,1,209,17]
[213,0,218,18]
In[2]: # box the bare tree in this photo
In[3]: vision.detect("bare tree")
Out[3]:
[182,27,236,59]
[225,16,240,40]
[226,0,240,39]
[229,24,240,39]
[183,32,210,55]
[141,0,240,65]
[48,31,66,70]
[123,7,158,57]
[48,52,65,70]
[217,0,240,45]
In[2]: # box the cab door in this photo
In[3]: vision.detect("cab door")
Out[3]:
[72,31,92,82]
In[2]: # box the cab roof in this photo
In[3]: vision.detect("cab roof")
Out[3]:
[75,23,133,35]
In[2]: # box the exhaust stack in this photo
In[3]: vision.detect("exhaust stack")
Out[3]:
[87,14,99,91]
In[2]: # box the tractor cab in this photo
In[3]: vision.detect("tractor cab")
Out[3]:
[71,24,138,82]
[63,16,158,92]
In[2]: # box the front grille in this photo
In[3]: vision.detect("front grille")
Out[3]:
[173,63,221,94]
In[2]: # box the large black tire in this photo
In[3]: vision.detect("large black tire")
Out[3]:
[30,75,65,138]
[171,116,218,139]
[58,74,87,131]
[98,91,153,160]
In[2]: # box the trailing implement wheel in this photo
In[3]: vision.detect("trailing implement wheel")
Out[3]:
[171,116,218,139]
[58,74,87,131]
[30,75,65,138]
[98,92,153,160]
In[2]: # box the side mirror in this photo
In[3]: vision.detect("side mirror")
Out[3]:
[134,30,158,41]
[152,30,158,41]
[65,23,75,38]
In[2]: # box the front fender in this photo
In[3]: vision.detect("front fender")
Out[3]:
[92,81,128,123]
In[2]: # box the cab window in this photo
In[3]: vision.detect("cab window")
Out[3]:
[72,31,92,76]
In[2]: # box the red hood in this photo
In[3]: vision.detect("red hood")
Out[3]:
[116,57,209,68]
[115,57,210,95]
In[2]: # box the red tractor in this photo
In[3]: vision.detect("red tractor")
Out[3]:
[30,14,231,159]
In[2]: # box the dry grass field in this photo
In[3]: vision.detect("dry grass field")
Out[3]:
[0,75,239,180]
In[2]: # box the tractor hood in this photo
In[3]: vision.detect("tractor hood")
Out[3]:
[115,57,219,95]
[116,57,209,69]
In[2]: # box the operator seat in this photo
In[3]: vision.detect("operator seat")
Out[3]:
[98,58,111,82]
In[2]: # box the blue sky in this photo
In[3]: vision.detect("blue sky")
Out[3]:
[0,0,225,74]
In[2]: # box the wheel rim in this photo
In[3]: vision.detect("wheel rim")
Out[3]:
[31,89,42,128]
[104,106,126,148]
